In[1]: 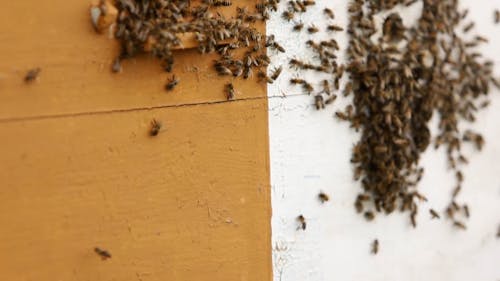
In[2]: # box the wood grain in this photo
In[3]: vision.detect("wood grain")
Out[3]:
[0,99,271,281]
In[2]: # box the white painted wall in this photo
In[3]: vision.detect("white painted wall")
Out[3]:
[268,1,500,281]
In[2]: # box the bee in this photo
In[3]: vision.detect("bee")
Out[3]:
[214,0,232,6]
[94,247,112,260]
[327,25,343,32]
[463,22,474,33]
[307,24,319,34]
[215,64,233,76]
[302,82,314,94]
[475,35,488,43]
[165,75,179,91]
[371,239,379,255]
[149,119,162,136]
[290,78,305,84]
[302,0,315,6]
[289,58,305,69]
[456,171,463,182]
[463,204,470,218]
[318,192,329,203]
[364,211,375,221]
[315,95,325,110]
[497,225,500,238]
[410,210,417,228]
[282,10,294,21]
[323,8,334,19]
[293,22,304,31]
[322,80,330,95]
[225,83,235,100]
[271,42,285,53]
[258,71,274,83]
[243,67,252,79]
[270,66,283,81]
[452,185,461,198]
[24,68,41,83]
[343,82,352,97]
[429,209,440,219]
[297,215,306,230]
[453,221,467,230]
[335,111,349,121]
[496,10,500,24]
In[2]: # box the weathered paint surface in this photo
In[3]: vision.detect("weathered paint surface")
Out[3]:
[268,1,500,281]
[0,1,271,280]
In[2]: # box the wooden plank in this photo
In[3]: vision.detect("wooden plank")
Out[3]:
[0,0,265,120]
[0,99,271,281]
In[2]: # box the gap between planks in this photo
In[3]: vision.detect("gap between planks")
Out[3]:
[0,94,305,124]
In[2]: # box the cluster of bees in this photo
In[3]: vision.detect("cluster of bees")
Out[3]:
[342,0,498,234]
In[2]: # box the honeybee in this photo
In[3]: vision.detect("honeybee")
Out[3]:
[318,192,330,203]
[149,119,162,136]
[371,239,379,255]
[315,95,325,110]
[364,211,375,221]
[463,204,470,218]
[282,10,294,21]
[165,75,179,91]
[307,25,319,34]
[453,221,466,230]
[297,215,306,230]
[94,247,112,260]
[270,66,283,81]
[324,8,334,19]
[293,22,304,31]
[429,209,440,219]
[325,94,337,105]
[112,58,122,73]
[327,25,343,32]
[24,68,41,82]
[463,22,474,33]
[225,83,235,100]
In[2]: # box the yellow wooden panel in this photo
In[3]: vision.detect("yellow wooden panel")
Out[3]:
[0,99,271,281]
[0,0,265,120]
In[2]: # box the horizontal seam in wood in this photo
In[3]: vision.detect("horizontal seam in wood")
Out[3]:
[0,94,305,124]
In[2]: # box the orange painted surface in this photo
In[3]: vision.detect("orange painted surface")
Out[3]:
[0,1,271,280]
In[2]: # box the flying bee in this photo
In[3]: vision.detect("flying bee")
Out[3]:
[148,118,163,136]
[24,68,41,83]
[297,215,306,230]
[429,209,440,219]
[318,192,329,203]
[327,25,343,32]
[225,83,235,100]
[270,66,283,81]
[165,75,179,91]
[453,221,467,230]
[323,8,334,19]
[293,22,304,31]
[307,24,319,34]
[314,95,325,110]
[94,247,112,260]
[371,239,379,255]
[364,211,375,221]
